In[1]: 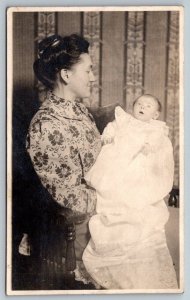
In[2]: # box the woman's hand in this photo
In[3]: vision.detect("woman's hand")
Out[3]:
[102,135,114,145]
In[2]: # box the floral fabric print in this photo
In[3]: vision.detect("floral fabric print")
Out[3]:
[26,91,101,215]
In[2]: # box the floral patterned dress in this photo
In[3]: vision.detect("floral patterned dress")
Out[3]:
[26,91,101,216]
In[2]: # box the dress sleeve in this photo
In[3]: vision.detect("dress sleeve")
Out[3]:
[26,119,96,215]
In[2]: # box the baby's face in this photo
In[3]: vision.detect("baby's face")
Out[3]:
[133,96,160,122]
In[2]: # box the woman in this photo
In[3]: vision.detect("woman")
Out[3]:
[26,34,102,282]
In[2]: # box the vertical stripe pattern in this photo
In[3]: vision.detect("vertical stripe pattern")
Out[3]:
[165,12,179,186]
[13,13,35,89]
[125,12,145,113]
[83,12,102,107]
[101,12,125,106]
[144,12,168,120]
[36,12,56,102]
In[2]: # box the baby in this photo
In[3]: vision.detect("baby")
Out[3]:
[103,94,163,155]
[82,94,177,289]
[133,93,161,122]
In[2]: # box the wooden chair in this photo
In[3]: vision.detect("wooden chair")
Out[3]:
[22,208,91,290]
[168,186,179,208]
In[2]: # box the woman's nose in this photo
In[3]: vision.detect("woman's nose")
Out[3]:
[89,70,95,82]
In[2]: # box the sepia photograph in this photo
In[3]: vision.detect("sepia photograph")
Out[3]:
[7,6,184,295]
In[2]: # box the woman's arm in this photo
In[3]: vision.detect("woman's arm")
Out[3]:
[26,119,96,215]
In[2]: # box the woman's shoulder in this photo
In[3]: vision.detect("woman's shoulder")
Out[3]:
[30,106,61,125]
[29,103,68,136]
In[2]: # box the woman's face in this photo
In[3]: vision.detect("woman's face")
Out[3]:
[67,53,95,99]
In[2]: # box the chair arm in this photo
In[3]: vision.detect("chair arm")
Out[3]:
[56,207,87,225]
[53,207,88,282]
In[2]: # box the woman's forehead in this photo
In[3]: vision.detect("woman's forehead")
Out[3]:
[71,53,92,72]
[78,53,92,67]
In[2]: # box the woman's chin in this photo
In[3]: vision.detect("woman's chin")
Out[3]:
[82,93,91,99]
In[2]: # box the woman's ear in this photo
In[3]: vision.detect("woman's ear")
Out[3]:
[60,69,72,83]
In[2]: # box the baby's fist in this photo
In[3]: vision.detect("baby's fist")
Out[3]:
[141,143,152,155]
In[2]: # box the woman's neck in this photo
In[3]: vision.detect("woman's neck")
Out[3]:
[52,84,76,101]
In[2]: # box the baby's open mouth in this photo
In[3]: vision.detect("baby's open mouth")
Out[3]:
[139,111,144,114]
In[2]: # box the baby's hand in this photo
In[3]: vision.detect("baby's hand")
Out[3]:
[141,142,152,156]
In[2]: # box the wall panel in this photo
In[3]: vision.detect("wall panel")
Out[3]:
[144,12,168,120]
[83,12,102,107]
[12,10,180,188]
[101,12,125,106]
[13,12,35,89]
[125,12,145,112]
[35,12,57,101]
[57,12,81,36]
[165,12,180,186]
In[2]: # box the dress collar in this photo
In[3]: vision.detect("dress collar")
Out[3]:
[44,91,90,121]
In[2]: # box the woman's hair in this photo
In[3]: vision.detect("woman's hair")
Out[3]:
[33,34,90,89]
[133,94,162,112]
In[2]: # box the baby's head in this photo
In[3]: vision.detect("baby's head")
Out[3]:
[132,94,161,122]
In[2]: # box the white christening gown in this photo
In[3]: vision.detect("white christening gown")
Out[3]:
[82,106,178,289]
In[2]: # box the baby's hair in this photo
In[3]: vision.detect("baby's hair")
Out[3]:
[133,94,162,112]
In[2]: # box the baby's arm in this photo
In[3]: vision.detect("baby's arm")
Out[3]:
[101,105,130,145]
[141,129,169,156]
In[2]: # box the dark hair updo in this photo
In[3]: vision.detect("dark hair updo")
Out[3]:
[33,34,90,89]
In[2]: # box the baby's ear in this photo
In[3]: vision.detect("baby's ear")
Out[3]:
[153,111,160,120]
